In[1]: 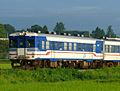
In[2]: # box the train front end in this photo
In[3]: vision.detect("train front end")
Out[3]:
[9,32,37,68]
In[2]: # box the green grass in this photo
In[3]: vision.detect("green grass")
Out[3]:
[0,59,10,64]
[0,60,120,91]
[0,59,11,69]
[0,63,11,69]
[0,80,120,91]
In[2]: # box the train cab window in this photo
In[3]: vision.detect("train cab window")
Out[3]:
[9,39,18,48]
[20,39,24,48]
[27,39,35,48]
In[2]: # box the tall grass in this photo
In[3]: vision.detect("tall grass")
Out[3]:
[0,67,120,84]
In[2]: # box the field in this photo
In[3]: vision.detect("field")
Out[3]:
[0,60,120,91]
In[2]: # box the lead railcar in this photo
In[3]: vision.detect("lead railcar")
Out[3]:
[9,32,120,69]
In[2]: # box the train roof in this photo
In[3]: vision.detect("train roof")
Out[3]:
[9,32,101,41]
[39,34,102,41]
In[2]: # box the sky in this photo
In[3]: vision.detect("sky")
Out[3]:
[0,0,120,35]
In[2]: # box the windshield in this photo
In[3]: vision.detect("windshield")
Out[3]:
[9,37,35,48]
[26,39,35,48]
[19,39,25,48]
[9,39,18,48]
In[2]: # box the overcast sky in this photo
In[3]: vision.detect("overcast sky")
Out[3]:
[0,0,120,35]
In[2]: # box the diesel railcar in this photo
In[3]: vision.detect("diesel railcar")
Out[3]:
[9,32,120,69]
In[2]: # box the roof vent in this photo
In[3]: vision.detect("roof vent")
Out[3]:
[64,33,66,35]
[81,35,84,37]
[77,34,80,37]
[68,33,71,36]
[53,32,56,35]
[38,31,41,34]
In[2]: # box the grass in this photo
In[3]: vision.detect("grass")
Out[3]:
[0,60,120,91]
[0,80,120,91]
[0,59,11,69]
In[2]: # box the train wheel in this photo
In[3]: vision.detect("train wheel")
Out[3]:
[107,62,114,67]
[79,61,89,69]
[50,61,58,68]
[11,61,15,68]
[68,61,76,68]
[57,61,62,68]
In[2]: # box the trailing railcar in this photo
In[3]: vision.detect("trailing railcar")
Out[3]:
[9,32,120,69]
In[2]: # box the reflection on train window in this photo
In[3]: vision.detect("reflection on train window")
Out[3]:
[20,39,24,48]
[59,42,63,50]
[27,39,35,48]
[9,39,18,48]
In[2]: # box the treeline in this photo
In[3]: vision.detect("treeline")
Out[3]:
[0,22,117,39]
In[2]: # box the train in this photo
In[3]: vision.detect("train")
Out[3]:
[9,32,120,69]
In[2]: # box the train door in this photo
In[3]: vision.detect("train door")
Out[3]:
[50,41,55,59]
[96,41,103,53]
[17,37,26,57]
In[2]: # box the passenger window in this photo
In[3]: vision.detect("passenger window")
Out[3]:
[42,40,45,50]
[59,42,63,50]
[64,43,67,50]
[74,43,77,51]
[55,42,59,50]
[78,43,82,51]
[46,41,49,49]
[93,44,96,52]
[67,43,69,50]
[89,44,93,52]
[105,45,109,52]
[69,43,72,51]
[50,41,55,50]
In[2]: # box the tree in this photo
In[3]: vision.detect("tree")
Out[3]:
[91,27,105,39]
[4,24,15,35]
[27,25,49,33]
[0,24,6,38]
[53,22,65,34]
[30,25,43,33]
[106,25,116,38]
[42,25,49,33]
